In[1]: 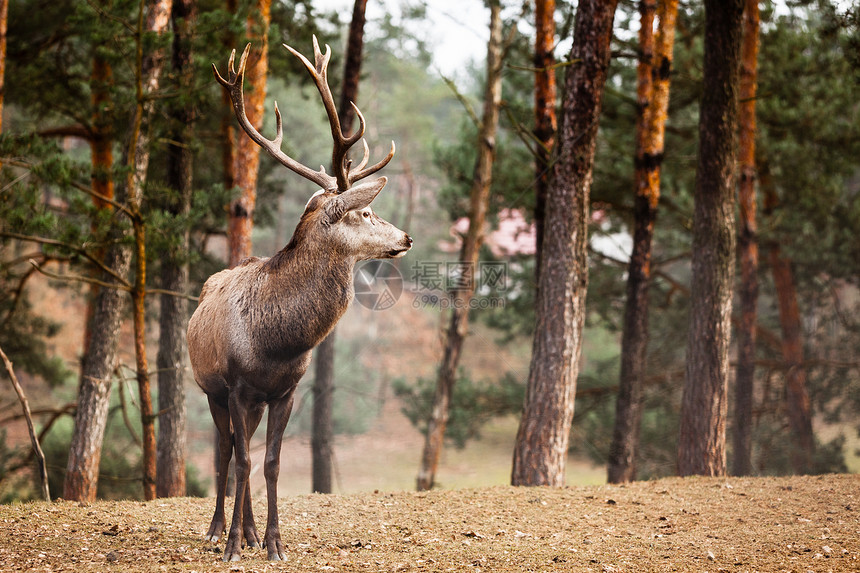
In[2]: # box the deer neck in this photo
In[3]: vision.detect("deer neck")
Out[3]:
[260,229,355,343]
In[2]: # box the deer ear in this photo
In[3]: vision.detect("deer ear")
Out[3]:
[324,177,387,224]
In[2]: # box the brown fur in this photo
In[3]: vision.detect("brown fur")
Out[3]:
[188,178,411,561]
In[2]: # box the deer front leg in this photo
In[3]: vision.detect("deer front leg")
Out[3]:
[262,392,295,561]
[242,406,265,549]
[222,393,263,562]
[205,395,232,543]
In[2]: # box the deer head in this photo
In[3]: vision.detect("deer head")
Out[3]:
[213,37,410,261]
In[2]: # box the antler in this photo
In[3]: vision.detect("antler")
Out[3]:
[283,36,395,191]
[213,38,395,194]
[213,44,336,191]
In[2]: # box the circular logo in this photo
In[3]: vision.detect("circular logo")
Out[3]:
[353,261,403,311]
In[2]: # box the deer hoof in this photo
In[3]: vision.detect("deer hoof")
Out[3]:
[244,527,262,548]
[266,540,286,561]
[223,537,243,562]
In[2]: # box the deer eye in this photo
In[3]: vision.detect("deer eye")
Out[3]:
[362,211,371,219]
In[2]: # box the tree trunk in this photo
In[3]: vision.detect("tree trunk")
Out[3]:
[82,38,116,369]
[677,0,743,478]
[0,0,6,136]
[228,0,271,267]
[311,334,334,493]
[533,0,556,274]
[416,2,504,492]
[760,165,815,475]
[608,0,679,484]
[63,43,129,500]
[128,0,173,501]
[311,0,367,495]
[511,0,618,487]
[156,0,196,498]
[768,251,815,474]
[732,0,760,478]
[64,245,130,501]
[64,0,173,502]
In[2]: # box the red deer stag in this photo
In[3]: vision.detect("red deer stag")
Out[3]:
[188,39,412,562]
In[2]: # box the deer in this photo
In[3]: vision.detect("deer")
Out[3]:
[187,39,412,562]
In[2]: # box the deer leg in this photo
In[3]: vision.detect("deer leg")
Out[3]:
[262,391,295,561]
[205,395,232,543]
[241,406,265,549]
[222,392,261,562]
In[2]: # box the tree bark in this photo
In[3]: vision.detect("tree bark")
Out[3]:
[228,0,271,267]
[768,251,815,474]
[64,0,173,502]
[732,0,760,478]
[0,0,6,136]
[64,244,130,501]
[533,0,556,275]
[416,1,504,492]
[128,0,173,501]
[677,0,744,478]
[760,165,815,475]
[311,0,368,495]
[156,0,196,498]
[82,28,116,369]
[608,0,679,484]
[511,0,618,487]
[311,335,335,493]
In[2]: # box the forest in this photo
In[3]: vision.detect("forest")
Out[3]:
[0,0,858,506]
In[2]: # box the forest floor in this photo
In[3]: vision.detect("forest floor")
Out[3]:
[1,473,857,572]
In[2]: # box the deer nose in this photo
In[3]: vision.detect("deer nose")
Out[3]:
[405,234,413,246]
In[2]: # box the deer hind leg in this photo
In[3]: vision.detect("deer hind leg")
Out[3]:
[241,406,265,549]
[262,391,296,561]
[205,394,232,543]
[222,391,264,562]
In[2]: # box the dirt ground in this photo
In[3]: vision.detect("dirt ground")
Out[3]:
[0,473,857,572]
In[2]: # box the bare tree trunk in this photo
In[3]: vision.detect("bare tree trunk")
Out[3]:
[677,0,743,478]
[608,0,679,484]
[732,0,760,478]
[511,0,618,487]
[533,0,556,274]
[82,37,116,368]
[311,335,334,493]
[65,245,130,501]
[416,2,504,492]
[156,0,196,498]
[64,55,129,498]
[0,0,6,145]
[769,251,815,474]
[760,165,815,475]
[311,0,368,495]
[0,0,5,137]
[228,0,271,267]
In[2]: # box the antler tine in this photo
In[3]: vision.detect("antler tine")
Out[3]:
[213,44,336,192]
[354,139,370,173]
[285,36,371,192]
[349,141,396,185]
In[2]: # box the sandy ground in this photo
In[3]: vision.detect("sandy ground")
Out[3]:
[0,473,857,572]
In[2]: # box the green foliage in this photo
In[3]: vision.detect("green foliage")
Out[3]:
[756,5,860,283]
[393,371,524,450]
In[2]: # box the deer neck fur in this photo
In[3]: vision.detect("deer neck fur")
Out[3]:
[244,215,355,357]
